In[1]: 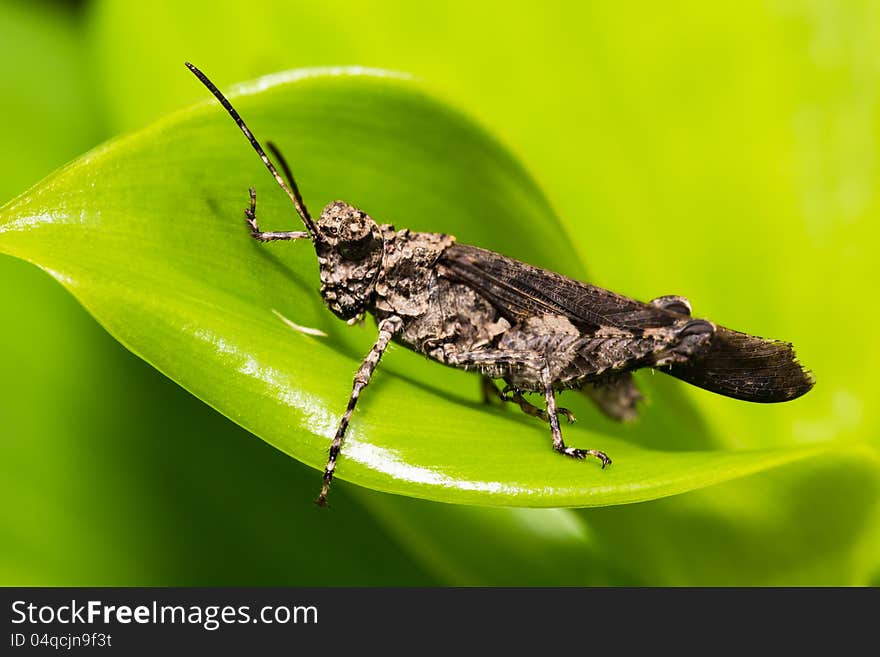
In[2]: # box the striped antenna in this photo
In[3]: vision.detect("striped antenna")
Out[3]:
[185,62,317,237]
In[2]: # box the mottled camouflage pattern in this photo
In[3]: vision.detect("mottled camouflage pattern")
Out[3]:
[304,201,812,503]
[186,62,814,506]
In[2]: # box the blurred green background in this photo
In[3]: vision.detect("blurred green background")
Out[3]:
[1,0,877,585]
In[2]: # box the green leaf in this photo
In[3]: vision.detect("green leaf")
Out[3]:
[581,444,880,585]
[0,70,832,506]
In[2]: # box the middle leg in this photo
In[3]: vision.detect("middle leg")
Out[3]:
[479,376,573,421]
[541,363,611,467]
[500,384,576,424]
[451,349,609,466]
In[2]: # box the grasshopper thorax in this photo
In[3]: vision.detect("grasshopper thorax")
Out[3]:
[314,201,385,320]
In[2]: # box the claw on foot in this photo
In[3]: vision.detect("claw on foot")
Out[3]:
[315,479,331,508]
[561,447,611,467]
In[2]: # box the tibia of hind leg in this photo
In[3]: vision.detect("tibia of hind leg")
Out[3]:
[582,374,643,422]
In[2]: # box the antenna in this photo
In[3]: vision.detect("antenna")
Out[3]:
[267,140,312,222]
[185,62,317,237]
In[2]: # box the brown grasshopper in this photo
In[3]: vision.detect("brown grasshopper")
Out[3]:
[186,63,814,506]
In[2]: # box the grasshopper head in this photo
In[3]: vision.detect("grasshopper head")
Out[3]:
[314,201,385,320]
[182,65,385,321]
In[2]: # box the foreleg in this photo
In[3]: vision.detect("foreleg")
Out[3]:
[244,187,310,242]
[316,316,402,507]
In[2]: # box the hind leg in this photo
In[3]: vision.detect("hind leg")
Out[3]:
[480,375,504,405]
[583,373,643,422]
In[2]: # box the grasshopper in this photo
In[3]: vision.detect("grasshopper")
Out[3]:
[186,63,814,506]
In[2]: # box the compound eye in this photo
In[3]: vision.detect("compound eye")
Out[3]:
[338,234,374,261]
